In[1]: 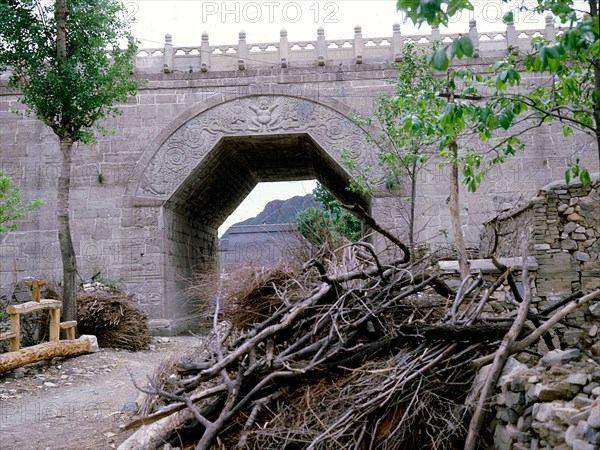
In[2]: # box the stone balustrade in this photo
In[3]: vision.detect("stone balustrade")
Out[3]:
[132,15,560,73]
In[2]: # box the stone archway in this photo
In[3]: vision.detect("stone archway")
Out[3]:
[126,94,386,333]
[131,94,377,202]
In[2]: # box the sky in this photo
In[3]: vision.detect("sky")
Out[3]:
[126,1,550,235]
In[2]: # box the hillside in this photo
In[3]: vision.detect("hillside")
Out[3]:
[221,194,319,238]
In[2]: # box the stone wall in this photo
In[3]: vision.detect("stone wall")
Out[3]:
[481,177,600,306]
[492,349,600,450]
[1,22,599,333]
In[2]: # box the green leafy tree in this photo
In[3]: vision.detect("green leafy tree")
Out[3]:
[353,42,443,257]
[297,183,362,246]
[0,0,140,321]
[0,171,44,234]
[397,0,600,180]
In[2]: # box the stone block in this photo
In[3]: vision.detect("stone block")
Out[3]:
[541,349,581,367]
[589,406,600,429]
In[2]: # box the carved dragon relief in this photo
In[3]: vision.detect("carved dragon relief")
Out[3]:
[138,96,375,198]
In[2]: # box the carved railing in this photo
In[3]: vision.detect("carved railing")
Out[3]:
[133,15,560,73]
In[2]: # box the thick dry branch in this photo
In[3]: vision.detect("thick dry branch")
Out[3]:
[473,288,600,368]
[464,257,533,450]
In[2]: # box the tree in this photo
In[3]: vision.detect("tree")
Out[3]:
[296,183,362,246]
[0,0,140,321]
[0,171,44,236]
[397,0,600,179]
[352,42,442,259]
[346,41,474,276]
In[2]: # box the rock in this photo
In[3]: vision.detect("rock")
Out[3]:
[575,226,586,233]
[562,239,578,250]
[568,373,592,386]
[498,357,529,387]
[554,406,581,422]
[517,413,533,432]
[8,367,27,379]
[568,213,584,222]
[559,204,570,213]
[535,382,581,401]
[533,402,558,422]
[573,233,588,241]
[590,325,599,338]
[80,335,99,352]
[575,251,591,262]
[43,382,58,388]
[574,394,594,410]
[565,207,576,215]
[587,428,600,445]
[121,393,139,413]
[540,349,581,367]
[564,222,578,233]
[589,406,600,428]
[572,439,598,450]
[494,423,514,450]
[567,425,578,446]
[497,406,520,423]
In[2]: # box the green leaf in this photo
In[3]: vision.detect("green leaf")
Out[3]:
[581,169,591,185]
[430,47,449,70]
[502,11,514,24]
[459,36,474,58]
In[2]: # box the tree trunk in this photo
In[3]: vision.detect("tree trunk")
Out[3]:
[408,162,417,261]
[446,77,470,278]
[0,338,91,374]
[588,0,600,167]
[55,0,67,59]
[58,137,77,322]
[448,141,470,279]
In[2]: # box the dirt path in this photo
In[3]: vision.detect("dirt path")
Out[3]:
[0,336,203,450]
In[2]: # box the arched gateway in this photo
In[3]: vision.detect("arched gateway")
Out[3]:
[124,94,382,333]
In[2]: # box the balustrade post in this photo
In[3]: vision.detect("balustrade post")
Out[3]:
[469,20,480,57]
[545,14,556,40]
[432,25,441,42]
[238,30,247,71]
[163,33,173,73]
[506,21,519,52]
[316,27,327,66]
[392,22,402,62]
[280,28,289,68]
[354,25,364,64]
[201,31,210,72]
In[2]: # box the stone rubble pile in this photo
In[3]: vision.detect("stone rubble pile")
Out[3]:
[493,350,600,450]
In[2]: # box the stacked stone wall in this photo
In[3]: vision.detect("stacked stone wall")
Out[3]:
[481,178,600,307]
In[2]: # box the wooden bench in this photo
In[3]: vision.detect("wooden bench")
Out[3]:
[0,279,78,351]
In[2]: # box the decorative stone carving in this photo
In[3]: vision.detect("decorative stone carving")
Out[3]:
[138,95,376,199]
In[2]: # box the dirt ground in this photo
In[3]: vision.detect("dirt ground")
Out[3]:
[0,336,203,450]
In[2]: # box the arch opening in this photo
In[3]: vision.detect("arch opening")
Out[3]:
[161,133,370,325]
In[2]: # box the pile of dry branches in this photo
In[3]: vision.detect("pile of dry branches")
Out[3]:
[77,292,150,351]
[121,208,600,450]
[47,284,151,351]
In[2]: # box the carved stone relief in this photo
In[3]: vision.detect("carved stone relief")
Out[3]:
[138,95,376,198]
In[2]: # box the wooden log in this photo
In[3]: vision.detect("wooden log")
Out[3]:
[6,299,62,315]
[0,337,92,374]
[60,321,77,340]
[24,279,47,302]
[9,313,20,351]
[49,308,60,341]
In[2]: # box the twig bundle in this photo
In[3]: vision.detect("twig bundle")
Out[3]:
[77,292,151,351]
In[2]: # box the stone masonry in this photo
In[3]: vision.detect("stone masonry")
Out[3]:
[1,21,599,333]
[481,176,600,307]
